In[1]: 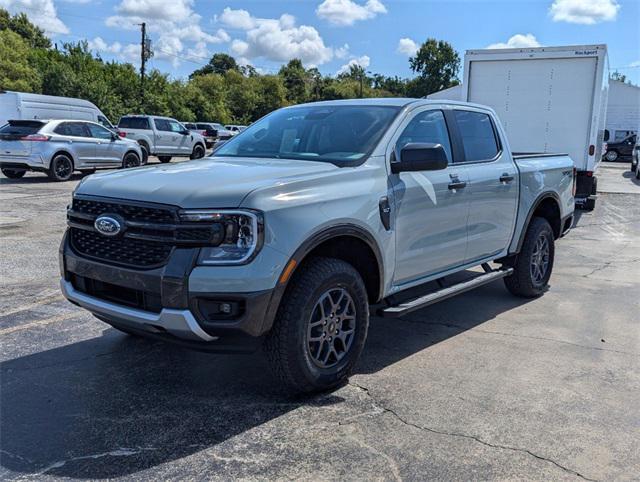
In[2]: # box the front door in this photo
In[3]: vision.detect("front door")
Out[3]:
[153,118,179,154]
[167,119,191,155]
[452,109,518,262]
[390,108,470,286]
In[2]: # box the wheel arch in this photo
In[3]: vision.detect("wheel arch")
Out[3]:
[49,150,76,169]
[260,224,384,334]
[515,192,562,253]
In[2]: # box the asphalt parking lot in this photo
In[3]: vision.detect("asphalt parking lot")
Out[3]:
[1,159,638,480]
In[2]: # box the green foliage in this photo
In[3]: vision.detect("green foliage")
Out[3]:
[0,10,50,48]
[0,8,462,124]
[0,30,41,92]
[409,38,460,96]
[190,53,239,78]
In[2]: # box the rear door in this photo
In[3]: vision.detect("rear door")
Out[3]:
[86,122,121,166]
[453,109,518,263]
[55,122,96,167]
[390,107,471,285]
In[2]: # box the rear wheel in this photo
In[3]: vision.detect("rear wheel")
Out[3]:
[1,168,26,179]
[604,150,618,162]
[190,144,205,159]
[504,217,555,298]
[265,257,369,394]
[47,154,74,181]
[122,152,141,168]
[158,156,172,163]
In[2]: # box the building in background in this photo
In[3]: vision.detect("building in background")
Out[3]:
[606,79,640,141]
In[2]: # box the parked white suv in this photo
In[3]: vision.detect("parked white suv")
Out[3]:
[117,115,207,163]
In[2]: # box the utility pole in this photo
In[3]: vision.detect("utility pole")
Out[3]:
[139,23,153,113]
[140,22,146,113]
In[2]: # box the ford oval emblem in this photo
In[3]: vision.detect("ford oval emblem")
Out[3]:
[94,215,122,236]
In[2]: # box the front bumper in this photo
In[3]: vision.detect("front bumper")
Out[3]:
[60,231,284,351]
[61,279,215,341]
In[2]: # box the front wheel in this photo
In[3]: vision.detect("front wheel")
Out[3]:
[122,152,141,168]
[158,156,172,163]
[503,217,555,298]
[265,257,369,394]
[1,168,26,179]
[190,144,206,159]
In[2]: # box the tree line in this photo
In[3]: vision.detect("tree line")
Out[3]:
[0,8,461,125]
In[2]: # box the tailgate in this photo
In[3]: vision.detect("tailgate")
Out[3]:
[0,138,32,157]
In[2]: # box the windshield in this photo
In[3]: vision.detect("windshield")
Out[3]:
[214,105,400,165]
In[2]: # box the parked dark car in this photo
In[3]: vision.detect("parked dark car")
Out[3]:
[604,134,636,162]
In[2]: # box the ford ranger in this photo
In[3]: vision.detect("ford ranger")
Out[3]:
[60,99,575,393]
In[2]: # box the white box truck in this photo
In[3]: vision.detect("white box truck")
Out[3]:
[0,91,116,131]
[463,45,609,210]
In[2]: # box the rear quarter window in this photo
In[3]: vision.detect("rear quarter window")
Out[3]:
[118,117,150,129]
[454,110,500,162]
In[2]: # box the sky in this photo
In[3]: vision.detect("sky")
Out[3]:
[1,0,638,84]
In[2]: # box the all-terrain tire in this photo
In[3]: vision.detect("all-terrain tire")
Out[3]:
[47,154,74,181]
[1,168,26,179]
[264,257,369,394]
[504,217,555,298]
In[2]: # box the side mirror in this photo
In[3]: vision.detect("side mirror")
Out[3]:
[391,143,449,174]
[604,130,610,142]
[180,129,190,135]
[111,132,119,141]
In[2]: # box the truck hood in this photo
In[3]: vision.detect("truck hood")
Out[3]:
[74,157,338,208]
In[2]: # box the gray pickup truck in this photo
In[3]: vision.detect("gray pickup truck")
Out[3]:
[60,99,575,393]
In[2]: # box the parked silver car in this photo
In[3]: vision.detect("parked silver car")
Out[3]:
[0,119,144,181]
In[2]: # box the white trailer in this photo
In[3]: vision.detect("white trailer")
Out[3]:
[462,45,608,209]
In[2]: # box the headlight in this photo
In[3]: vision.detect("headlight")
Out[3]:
[179,209,263,265]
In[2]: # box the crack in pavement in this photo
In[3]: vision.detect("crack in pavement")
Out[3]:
[397,319,638,357]
[347,382,598,481]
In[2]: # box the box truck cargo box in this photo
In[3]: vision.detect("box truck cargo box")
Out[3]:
[463,45,608,208]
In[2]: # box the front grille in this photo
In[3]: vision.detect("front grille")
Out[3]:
[68,196,215,269]
[72,198,177,223]
[71,229,173,268]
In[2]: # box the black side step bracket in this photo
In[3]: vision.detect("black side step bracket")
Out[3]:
[379,268,514,318]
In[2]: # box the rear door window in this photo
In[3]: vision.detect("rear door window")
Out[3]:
[55,122,90,137]
[454,110,500,162]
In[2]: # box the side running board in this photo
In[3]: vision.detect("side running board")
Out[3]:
[379,268,514,318]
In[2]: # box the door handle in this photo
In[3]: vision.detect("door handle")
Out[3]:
[499,173,515,183]
[448,180,467,190]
